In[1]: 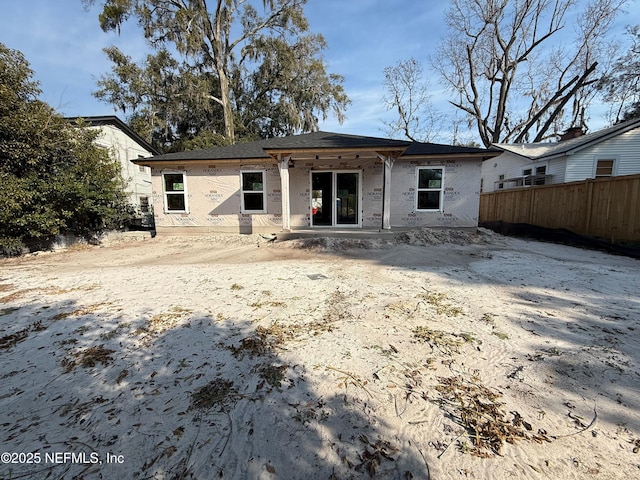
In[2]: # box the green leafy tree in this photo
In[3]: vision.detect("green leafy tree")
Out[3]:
[86,0,349,149]
[237,33,349,139]
[0,43,133,254]
[95,47,227,151]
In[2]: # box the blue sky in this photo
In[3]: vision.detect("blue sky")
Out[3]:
[0,1,636,141]
[0,0,448,139]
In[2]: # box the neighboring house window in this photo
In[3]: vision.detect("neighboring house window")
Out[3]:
[534,166,547,185]
[241,170,266,213]
[523,168,533,186]
[595,159,614,178]
[139,196,149,213]
[498,174,505,189]
[163,171,188,212]
[138,165,147,174]
[416,167,444,211]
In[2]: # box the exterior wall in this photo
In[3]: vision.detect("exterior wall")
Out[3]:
[547,157,566,184]
[487,127,640,188]
[564,127,640,182]
[151,162,283,233]
[391,157,482,228]
[150,155,483,233]
[91,124,154,208]
[480,151,532,192]
[151,157,386,233]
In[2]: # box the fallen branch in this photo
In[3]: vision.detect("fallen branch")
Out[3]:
[554,405,597,438]
[323,365,374,398]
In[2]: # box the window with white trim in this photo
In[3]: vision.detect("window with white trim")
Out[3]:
[416,167,444,211]
[139,196,150,213]
[595,159,614,178]
[534,165,547,185]
[241,170,266,213]
[162,171,188,212]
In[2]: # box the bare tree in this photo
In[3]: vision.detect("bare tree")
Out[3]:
[382,58,441,142]
[431,0,628,147]
[599,25,640,122]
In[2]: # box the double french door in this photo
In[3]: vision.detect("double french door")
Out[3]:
[311,171,361,227]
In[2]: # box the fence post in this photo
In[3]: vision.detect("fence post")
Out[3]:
[528,188,535,225]
[584,179,594,236]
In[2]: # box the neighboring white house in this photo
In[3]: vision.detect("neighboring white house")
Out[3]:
[68,116,159,225]
[481,117,640,192]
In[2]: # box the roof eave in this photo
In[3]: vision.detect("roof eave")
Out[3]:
[405,151,502,160]
[132,156,272,166]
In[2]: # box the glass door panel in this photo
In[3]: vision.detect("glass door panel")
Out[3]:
[311,172,332,226]
[336,172,358,225]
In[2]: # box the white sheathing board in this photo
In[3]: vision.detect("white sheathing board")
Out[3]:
[287,163,312,228]
[391,158,482,228]
[150,155,482,232]
[151,163,283,232]
[362,159,385,227]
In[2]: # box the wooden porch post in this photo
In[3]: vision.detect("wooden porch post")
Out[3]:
[378,154,394,230]
[278,154,292,231]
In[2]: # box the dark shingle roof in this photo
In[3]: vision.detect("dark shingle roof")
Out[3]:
[149,138,274,161]
[262,131,411,151]
[138,130,498,163]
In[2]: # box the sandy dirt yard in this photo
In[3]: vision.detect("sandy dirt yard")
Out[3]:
[1,229,639,480]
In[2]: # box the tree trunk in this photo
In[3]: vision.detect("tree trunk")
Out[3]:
[212,2,235,143]
[217,63,235,142]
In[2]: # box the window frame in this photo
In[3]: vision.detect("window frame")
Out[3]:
[534,165,547,186]
[162,170,188,214]
[415,166,445,212]
[594,158,615,178]
[139,196,150,213]
[522,168,533,186]
[240,170,267,214]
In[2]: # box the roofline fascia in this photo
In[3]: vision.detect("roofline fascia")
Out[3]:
[137,151,499,166]
[132,157,273,166]
[404,151,502,160]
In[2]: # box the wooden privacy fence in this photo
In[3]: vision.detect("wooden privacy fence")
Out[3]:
[479,174,640,243]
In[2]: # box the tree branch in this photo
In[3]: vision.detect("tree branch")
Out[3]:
[533,61,598,142]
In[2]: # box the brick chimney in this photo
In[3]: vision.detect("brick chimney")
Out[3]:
[559,126,585,141]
